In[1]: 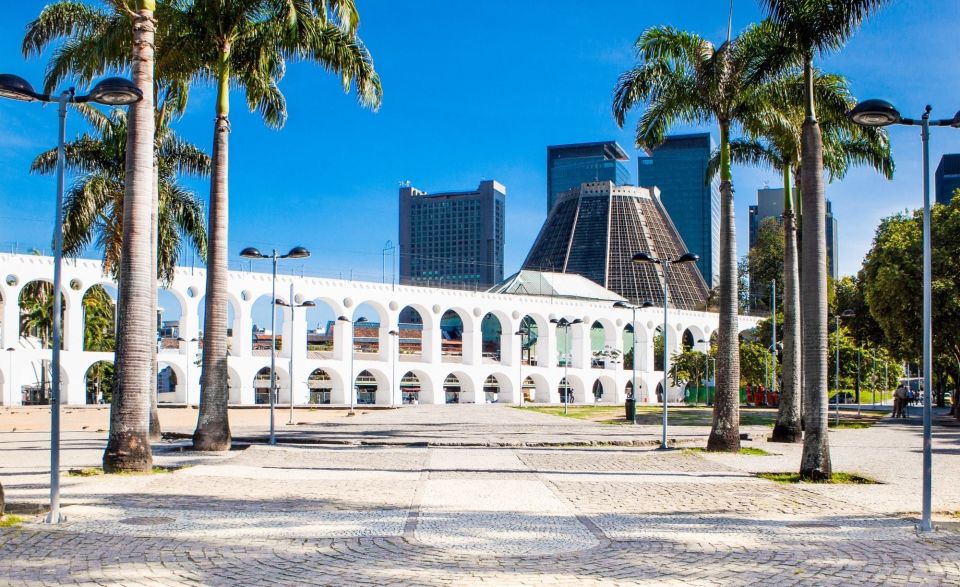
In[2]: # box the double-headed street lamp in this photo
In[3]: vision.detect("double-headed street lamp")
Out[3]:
[240,246,311,445]
[632,251,699,450]
[614,300,654,422]
[514,327,528,407]
[0,73,141,525]
[337,315,367,413]
[176,337,199,405]
[276,295,315,424]
[835,309,855,426]
[850,99,960,534]
[549,317,582,415]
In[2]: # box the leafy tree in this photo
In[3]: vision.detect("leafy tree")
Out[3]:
[613,22,783,452]
[748,217,784,310]
[761,0,890,481]
[82,285,116,352]
[653,330,664,372]
[18,282,63,350]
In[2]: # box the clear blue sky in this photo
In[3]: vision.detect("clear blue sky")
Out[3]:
[2,0,960,290]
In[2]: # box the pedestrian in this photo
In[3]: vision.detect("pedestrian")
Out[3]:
[893,383,907,418]
[746,383,753,406]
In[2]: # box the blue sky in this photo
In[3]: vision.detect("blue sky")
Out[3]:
[2,0,960,295]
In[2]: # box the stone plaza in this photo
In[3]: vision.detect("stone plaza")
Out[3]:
[1,404,959,585]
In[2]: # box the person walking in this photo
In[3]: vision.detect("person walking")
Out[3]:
[893,383,907,418]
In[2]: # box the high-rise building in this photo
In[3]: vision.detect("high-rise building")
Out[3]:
[522,181,708,310]
[748,186,839,287]
[935,154,960,205]
[546,141,631,212]
[636,133,720,289]
[399,180,505,290]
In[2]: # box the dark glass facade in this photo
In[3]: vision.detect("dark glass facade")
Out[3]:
[547,141,630,212]
[522,181,708,310]
[399,180,505,290]
[636,133,720,288]
[935,154,960,205]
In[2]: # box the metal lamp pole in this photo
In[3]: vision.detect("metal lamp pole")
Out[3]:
[0,73,142,524]
[277,292,315,424]
[631,251,699,449]
[615,301,653,422]
[850,100,960,533]
[240,246,311,444]
[338,315,367,413]
[550,318,582,414]
[514,328,527,407]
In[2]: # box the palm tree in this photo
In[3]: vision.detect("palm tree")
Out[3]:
[31,106,208,281]
[173,0,381,451]
[707,71,892,443]
[24,0,160,472]
[761,0,889,479]
[613,22,780,452]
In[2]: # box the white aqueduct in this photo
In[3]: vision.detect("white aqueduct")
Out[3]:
[0,253,759,407]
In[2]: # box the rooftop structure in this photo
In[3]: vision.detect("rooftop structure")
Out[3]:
[547,141,631,212]
[521,181,709,310]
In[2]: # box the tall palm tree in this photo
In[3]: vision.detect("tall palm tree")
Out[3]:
[613,22,780,452]
[761,0,889,479]
[31,106,208,282]
[707,71,892,443]
[172,0,381,451]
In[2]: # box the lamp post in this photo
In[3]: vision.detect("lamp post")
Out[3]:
[176,337,199,405]
[615,300,654,421]
[388,329,399,408]
[337,315,367,413]
[276,294,315,424]
[549,317,583,415]
[850,99,960,533]
[631,250,700,449]
[835,309,855,426]
[240,246,311,445]
[5,347,15,407]
[697,339,710,407]
[514,327,528,407]
[770,279,777,398]
[0,73,142,525]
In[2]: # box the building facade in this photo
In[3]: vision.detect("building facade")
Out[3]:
[935,154,960,205]
[0,254,757,408]
[399,180,505,290]
[522,181,709,310]
[546,141,630,212]
[636,133,720,289]
[748,187,839,296]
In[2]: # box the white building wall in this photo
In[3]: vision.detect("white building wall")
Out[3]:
[0,254,759,407]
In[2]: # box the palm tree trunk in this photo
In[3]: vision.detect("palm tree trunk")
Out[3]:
[772,167,801,442]
[148,150,161,441]
[799,55,832,480]
[707,120,741,452]
[193,48,232,451]
[103,6,156,473]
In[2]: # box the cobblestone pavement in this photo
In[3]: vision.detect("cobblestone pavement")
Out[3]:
[1,406,960,585]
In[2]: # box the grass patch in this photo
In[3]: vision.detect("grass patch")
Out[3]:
[0,515,24,528]
[67,465,182,477]
[757,471,878,484]
[685,446,775,456]
[828,419,878,429]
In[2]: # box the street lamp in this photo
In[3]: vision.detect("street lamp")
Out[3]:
[632,250,699,449]
[388,329,399,408]
[851,99,960,533]
[0,73,141,525]
[176,337,199,405]
[834,309,855,426]
[276,296,315,424]
[240,245,311,445]
[697,338,709,407]
[514,327,528,407]
[614,300,654,422]
[549,317,583,415]
[5,347,15,407]
[337,315,367,412]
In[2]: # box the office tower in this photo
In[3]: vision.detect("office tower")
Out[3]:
[748,186,839,290]
[398,179,505,290]
[935,154,960,205]
[636,133,720,288]
[546,141,630,212]
[522,181,709,310]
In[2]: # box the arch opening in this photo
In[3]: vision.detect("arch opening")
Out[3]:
[483,374,500,403]
[443,373,462,404]
[441,310,464,361]
[307,369,333,404]
[84,360,114,405]
[397,306,424,359]
[481,313,502,362]
[82,285,117,352]
[18,280,66,350]
[400,371,421,405]
[355,369,378,405]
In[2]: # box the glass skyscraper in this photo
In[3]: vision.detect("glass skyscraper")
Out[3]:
[636,133,720,288]
[935,154,960,205]
[399,180,505,290]
[546,141,631,212]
